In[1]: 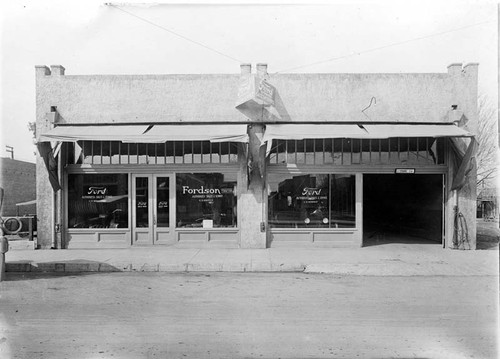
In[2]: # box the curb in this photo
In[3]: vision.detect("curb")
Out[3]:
[5,262,307,273]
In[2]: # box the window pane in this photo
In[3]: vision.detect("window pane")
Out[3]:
[381,138,400,165]
[120,143,130,164]
[176,173,237,228]
[110,142,120,164]
[324,139,333,164]
[193,141,202,164]
[156,143,166,165]
[268,173,356,229]
[361,139,370,163]
[129,143,138,164]
[276,140,286,164]
[183,141,193,164]
[341,139,351,165]
[68,174,129,229]
[138,144,148,164]
[287,140,297,164]
[166,142,175,164]
[135,177,149,227]
[305,139,315,164]
[330,174,356,228]
[174,142,183,164]
[210,143,220,163]
[399,138,409,164]
[229,143,239,163]
[220,142,230,163]
[92,141,102,164]
[202,141,211,163]
[333,139,342,165]
[436,138,445,164]
[156,177,169,227]
[351,139,361,164]
[101,141,111,164]
[82,141,92,164]
[295,140,305,164]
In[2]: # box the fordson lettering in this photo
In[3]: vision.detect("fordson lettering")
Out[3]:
[182,186,221,195]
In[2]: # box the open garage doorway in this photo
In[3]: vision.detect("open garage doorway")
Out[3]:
[363,174,444,246]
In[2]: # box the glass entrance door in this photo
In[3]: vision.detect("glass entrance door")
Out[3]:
[132,174,173,246]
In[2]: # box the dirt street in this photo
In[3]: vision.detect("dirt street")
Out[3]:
[0,272,498,359]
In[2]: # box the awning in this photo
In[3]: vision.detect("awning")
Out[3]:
[262,124,369,143]
[140,124,249,143]
[39,125,150,142]
[262,123,473,155]
[263,123,471,142]
[360,124,472,138]
[39,124,249,143]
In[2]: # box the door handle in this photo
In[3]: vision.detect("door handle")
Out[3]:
[153,214,156,226]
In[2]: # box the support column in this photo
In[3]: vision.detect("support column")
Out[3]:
[353,173,363,247]
[238,124,267,248]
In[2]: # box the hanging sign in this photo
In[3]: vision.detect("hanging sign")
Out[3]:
[235,75,276,121]
[395,168,416,174]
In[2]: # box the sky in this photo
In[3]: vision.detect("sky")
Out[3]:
[0,0,498,163]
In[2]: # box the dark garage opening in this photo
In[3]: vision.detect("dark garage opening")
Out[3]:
[363,174,443,246]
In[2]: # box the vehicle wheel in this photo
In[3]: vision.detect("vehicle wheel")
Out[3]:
[3,217,22,235]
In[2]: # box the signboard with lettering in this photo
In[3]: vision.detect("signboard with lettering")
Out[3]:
[297,187,328,204]
[235,75,276,121]
[395,168,416,174]
[137,201,148,209]
[82,186,109,202]
[181,185,232,203]
[157,201,169,209]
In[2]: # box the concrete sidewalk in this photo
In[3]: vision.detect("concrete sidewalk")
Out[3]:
[5,242,499,276]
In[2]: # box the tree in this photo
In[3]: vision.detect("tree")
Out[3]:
[476,96,499,188]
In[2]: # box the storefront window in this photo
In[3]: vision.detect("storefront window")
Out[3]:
[268,174,355,228]
[176,173,237,228]
[68,174,129,229]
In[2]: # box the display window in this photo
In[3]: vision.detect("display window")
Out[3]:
[268,173,355,228]
[67,174,129,229]
[176,173,237,228]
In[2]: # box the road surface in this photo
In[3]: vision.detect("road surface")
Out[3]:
[1,272,498,358]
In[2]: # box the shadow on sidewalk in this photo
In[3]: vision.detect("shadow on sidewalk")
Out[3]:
[4,260,123,281]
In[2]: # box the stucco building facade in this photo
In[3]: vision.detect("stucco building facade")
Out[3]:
[0,157,36,216]
[35,63,478,250]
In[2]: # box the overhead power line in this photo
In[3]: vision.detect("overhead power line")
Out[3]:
[274,20,494,73]
[105,3,243,63]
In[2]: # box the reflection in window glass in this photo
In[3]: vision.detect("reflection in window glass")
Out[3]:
[68,174,129,229]
[176,173,237,228]
[268,173,355,228]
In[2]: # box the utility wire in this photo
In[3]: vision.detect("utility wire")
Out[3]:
[105,3,243,63]
[274,20,494,73]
